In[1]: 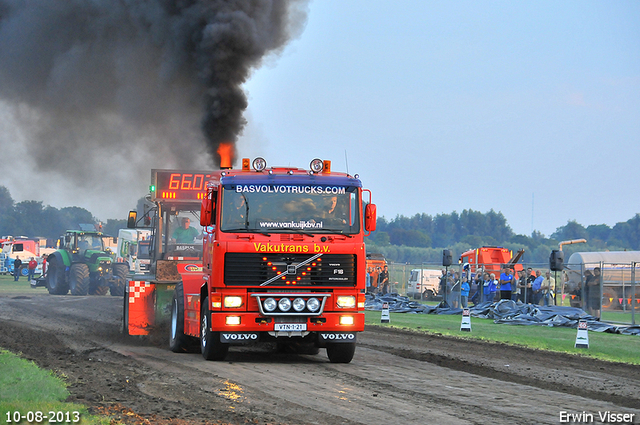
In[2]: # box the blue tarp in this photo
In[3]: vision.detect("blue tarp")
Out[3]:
[365,294,640,335]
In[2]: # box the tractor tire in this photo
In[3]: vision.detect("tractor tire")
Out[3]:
[110,263,129,296]
[326,342,356,363]
[90,284,109,295]
[69,264,90,296]
[200,296,229,361]
[170,282,199,352]
[46,255,69,295]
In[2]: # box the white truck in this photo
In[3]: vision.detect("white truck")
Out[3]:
[115,229,152,274]
[406,268,442,300]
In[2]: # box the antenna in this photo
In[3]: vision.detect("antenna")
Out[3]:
[344,150,349,175]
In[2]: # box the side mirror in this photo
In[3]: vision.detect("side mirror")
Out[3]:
[364,203,377,232]
[127,211,137,228]
[200,190,216,226]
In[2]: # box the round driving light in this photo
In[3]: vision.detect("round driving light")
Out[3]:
[278,298,292,312]
[252,157,267,171]
[263,297,277,312]
[310,158,323,173]
[306,297,320,312]
[292,297,306,312]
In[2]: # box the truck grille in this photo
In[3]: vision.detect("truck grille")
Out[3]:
[224,253,356,287]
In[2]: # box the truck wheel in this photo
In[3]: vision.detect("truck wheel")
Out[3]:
[46,255,69,295]
[110,263,129,296]
[170,282,198,352]
[69,264,90,296]
[424,290,435,301]
[326,342,356,363]
[200,296,229,361]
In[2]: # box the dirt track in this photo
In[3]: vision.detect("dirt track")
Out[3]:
[1,290,639,425]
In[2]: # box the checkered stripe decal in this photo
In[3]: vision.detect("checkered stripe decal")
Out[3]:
[129,281,151,303]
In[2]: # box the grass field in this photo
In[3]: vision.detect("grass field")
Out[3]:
[365,310,640,364]
[0,350,109,425]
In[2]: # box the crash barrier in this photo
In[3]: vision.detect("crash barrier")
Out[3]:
[381,261,638,325]
[365,294,640,336]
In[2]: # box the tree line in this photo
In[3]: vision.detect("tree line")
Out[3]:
[366,209,640,265]
[0,186,127,244]
[2,185,639,262]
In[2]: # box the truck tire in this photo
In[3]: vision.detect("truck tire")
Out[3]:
[326,342,356,363]
[200,296,229,361]
[170,282,198,352]
[110,263,129,296]
[69,264,90,296]
[46,255,69,295]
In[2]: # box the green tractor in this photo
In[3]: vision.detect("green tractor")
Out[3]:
[45,230,128,296]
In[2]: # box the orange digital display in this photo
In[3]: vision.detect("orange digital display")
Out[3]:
[152,170,213,201]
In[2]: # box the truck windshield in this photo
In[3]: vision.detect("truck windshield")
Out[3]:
[163,211,203,258]
[220,185,361,234]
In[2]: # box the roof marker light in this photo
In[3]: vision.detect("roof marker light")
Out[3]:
[252,157,267,171]
[310,158,323,173]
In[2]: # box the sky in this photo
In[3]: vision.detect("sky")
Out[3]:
[1,0,639,237]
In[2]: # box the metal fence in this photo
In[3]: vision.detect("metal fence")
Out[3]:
[384,261,638,325]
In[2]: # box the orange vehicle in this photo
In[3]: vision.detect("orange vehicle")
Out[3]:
[124,158,377,363]
[459,246,524,276]
[365,253,386,293]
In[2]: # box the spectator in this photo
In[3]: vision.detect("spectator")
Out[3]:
[516,270,527,303]
[587,268,602,318]
[13,256,22,281]
[525,267,536,302]
[531,270,544,304]
[450,272,461,308]
[378,265,389,295]
[366,268,372,293]
[27,257,38,281]
[471,270,484,305]
[484,272,498,303]
[499,267,514,300]
[540,271,555,306]
[439,269,447,302]
[460,275,470,308]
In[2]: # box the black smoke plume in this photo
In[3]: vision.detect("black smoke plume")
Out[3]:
[0,0,308,174]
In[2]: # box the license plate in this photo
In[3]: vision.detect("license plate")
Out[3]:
[274,323,307,331]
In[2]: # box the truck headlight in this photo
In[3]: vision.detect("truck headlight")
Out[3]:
[292,297,306,312]
[263,298,277,312]
[278,297,291,312]
[224,296,243,308]
[336,296,356,309]
[306,297,320,312]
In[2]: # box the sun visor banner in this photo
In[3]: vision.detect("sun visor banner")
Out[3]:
[234,184,348,195]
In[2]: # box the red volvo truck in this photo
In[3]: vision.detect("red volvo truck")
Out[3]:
[124,158,377,363]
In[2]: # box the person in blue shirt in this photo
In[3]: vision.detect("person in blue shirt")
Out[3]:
[499,267,514,300]
[460,275,470,308]
[484,272,497,303]
[531,270,544,304]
